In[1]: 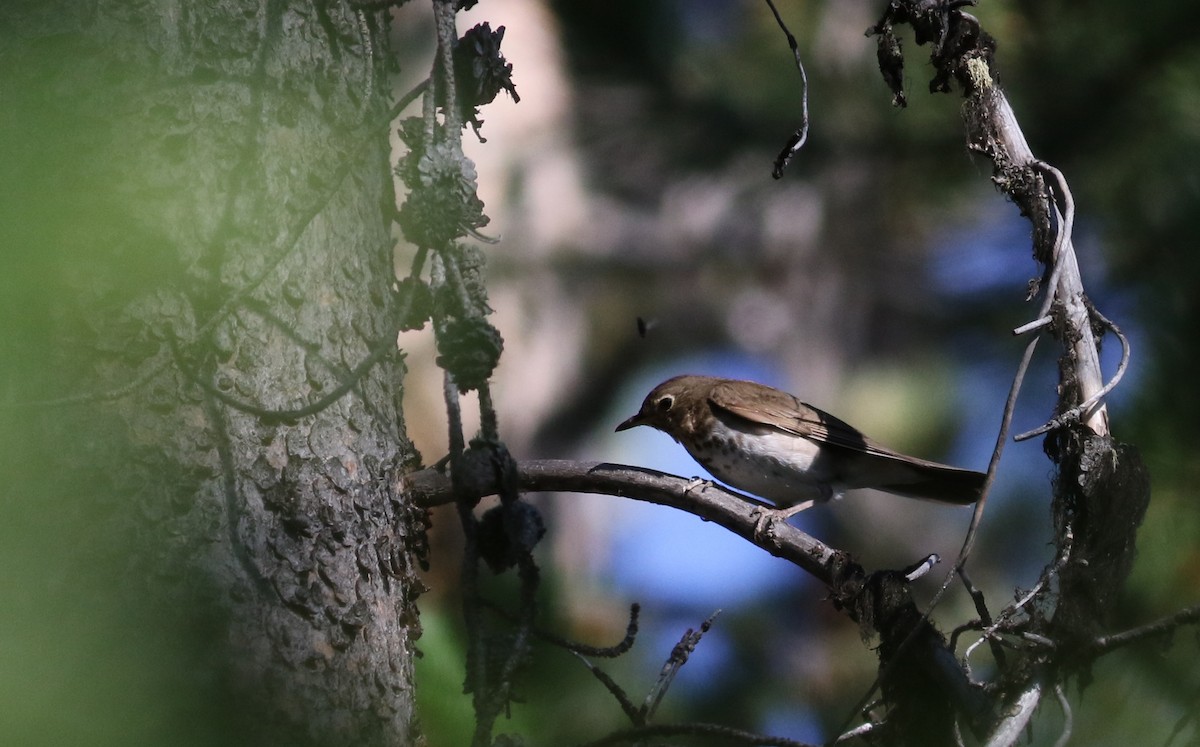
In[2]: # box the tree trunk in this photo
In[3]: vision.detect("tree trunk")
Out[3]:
[1,2,423,744]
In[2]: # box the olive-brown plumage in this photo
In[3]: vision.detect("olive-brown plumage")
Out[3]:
[616,375,983,517]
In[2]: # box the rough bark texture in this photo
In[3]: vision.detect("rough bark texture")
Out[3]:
[1047,429,1151,667]
[2,1,424,744]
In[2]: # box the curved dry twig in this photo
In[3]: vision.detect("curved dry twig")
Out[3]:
[1052,684,1073,747]
[1014,305,1131,441]
[764,0,810,178]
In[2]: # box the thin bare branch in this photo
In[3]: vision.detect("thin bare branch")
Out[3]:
[1012,316,1052,336]
[642,611,720,722]
[570,652,642,726]
[402,459,842,582]
[764,0,810,178]
[1090,603,1200,655]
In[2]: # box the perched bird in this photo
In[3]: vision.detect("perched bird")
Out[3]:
[616,375,984,523]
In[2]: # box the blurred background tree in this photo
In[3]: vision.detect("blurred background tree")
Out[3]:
[1,2,424,745]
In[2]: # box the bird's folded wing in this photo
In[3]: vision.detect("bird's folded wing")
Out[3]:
[708,380,983,503]
[707,380,954,468]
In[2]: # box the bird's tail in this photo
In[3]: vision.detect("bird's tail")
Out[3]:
[848,452,986,505]
[878,462,986,504]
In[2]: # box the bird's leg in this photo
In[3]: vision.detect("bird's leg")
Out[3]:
[751,498,816,542]
[750,484,834,542]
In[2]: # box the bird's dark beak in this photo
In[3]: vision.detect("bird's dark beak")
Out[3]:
[615,413,645,432]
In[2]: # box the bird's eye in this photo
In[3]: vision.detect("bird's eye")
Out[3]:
[655,395,674,412]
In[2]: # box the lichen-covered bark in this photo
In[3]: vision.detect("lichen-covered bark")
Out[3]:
[1,2,424,744]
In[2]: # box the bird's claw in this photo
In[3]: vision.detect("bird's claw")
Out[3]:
[751,507,778,543]
[751,499,818,543]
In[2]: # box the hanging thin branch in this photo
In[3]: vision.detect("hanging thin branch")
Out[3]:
[764,0,811,178]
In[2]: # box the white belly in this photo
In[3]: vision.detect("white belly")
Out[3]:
[685,427,838,507]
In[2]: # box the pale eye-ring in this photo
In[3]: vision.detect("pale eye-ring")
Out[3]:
[655,395,674,412]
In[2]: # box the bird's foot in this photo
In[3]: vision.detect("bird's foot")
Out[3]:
[683,476,712,495]
[751,500,817,543]
[751,507,777,542]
